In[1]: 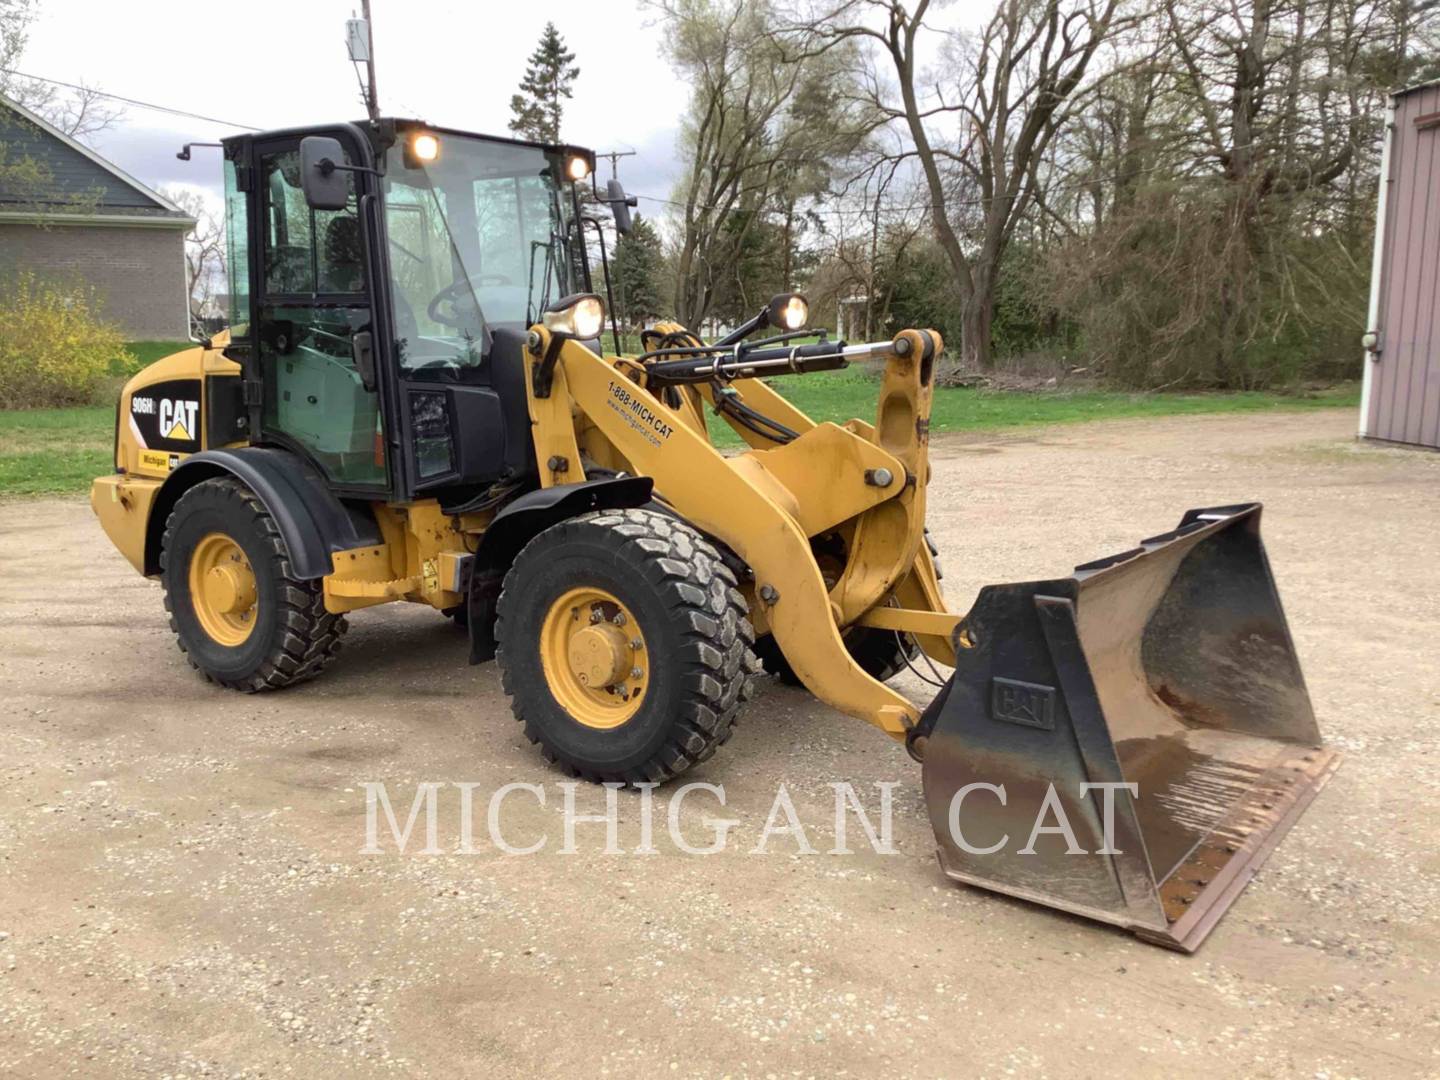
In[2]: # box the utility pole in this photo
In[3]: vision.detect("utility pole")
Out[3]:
[598,149,636,180]
[360,0,379,121]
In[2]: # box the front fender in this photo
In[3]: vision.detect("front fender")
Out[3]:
[145,448,381,579]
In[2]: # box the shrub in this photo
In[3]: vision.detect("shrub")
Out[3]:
[0,271,132,408]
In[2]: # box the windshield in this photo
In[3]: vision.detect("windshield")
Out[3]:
[382,133,583,375]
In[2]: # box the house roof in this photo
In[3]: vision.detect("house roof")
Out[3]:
[1395,78,1440,100]
[0,93,194,226]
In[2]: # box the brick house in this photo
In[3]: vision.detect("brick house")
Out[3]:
[0,94,194,339]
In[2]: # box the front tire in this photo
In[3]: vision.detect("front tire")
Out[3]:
[496,508,760,784]
[160,477,347,691]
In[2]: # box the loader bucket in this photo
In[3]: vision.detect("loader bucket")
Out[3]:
[917,504,1339,952]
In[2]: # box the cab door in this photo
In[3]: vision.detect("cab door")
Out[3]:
[247,133,389,492]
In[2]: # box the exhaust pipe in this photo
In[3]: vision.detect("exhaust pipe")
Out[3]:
[916,504,1339,951]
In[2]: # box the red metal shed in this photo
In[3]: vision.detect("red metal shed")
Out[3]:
[1361,80,1440,448]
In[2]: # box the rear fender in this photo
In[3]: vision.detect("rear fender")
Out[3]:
[145,448,381,579]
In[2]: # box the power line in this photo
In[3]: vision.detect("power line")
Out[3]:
[0,68,261,130]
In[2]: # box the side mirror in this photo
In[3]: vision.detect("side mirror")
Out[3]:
[606,178,635,236]
[300,136,351,211]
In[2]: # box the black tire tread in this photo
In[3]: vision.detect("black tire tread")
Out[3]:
[160,476,347,692]
[496,507,760,784]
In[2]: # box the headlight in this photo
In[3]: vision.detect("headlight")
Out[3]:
[767,293,809,331]
[566,154,591,181]
[543,294,606,339]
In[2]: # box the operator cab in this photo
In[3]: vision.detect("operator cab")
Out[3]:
[219,119,610,506]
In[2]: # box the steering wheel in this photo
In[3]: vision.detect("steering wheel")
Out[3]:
[426,276,514,328]
[407,356,463,377]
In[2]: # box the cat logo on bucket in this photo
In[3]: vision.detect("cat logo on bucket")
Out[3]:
[129,378,202,453]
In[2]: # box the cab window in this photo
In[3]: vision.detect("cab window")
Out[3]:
[256,142,384,488]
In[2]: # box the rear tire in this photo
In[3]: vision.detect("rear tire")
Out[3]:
[496,508,760,784]
[160,477,347,691]
[754,625,919,686]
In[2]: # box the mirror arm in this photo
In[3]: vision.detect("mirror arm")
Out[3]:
[316,158,382,179]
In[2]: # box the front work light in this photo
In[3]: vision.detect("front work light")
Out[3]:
[543,294,606,340]
[768,293,809,332]
[566,154,591,181]
[411,132,441,162]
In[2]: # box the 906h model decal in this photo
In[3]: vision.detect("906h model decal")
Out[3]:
[129,379,202,454]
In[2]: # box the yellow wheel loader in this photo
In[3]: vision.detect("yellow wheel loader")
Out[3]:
[91,119,1338,951]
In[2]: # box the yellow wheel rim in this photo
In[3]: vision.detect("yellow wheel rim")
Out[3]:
[188,531,258,647]
[539,586,648,729]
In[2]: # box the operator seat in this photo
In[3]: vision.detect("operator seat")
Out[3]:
[320,215,364,294]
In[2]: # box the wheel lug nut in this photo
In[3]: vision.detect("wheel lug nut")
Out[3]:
[631,667,642,679]
[613,612,626,626]
[630,638,642,650]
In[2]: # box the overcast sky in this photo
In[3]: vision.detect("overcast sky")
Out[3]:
[18,0,986,219]
[19,1,688,212]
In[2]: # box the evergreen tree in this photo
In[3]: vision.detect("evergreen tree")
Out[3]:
[610,214,666,328]
[508,23,579,143]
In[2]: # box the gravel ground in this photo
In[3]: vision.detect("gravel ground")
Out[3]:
[1,408,1437,1078]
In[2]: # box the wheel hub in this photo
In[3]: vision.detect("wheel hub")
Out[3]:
[568,623,631,688]
[540,587,648,729]
[188,532,258,647]
[204,562,256,615]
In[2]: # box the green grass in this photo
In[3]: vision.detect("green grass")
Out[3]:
[709,370,1360,449]
[0,375,1360,497]
[0,405,114,497]
[116,340,191,376]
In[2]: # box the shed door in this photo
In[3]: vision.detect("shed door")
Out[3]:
[1367,85,1440,448]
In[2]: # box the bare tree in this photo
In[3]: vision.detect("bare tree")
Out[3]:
[39,83,122,138]
[0,0,33,86]
[1,1,122,137]
[658,0,872,327]
[162,187,227,321]
[784,0,1129,369]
